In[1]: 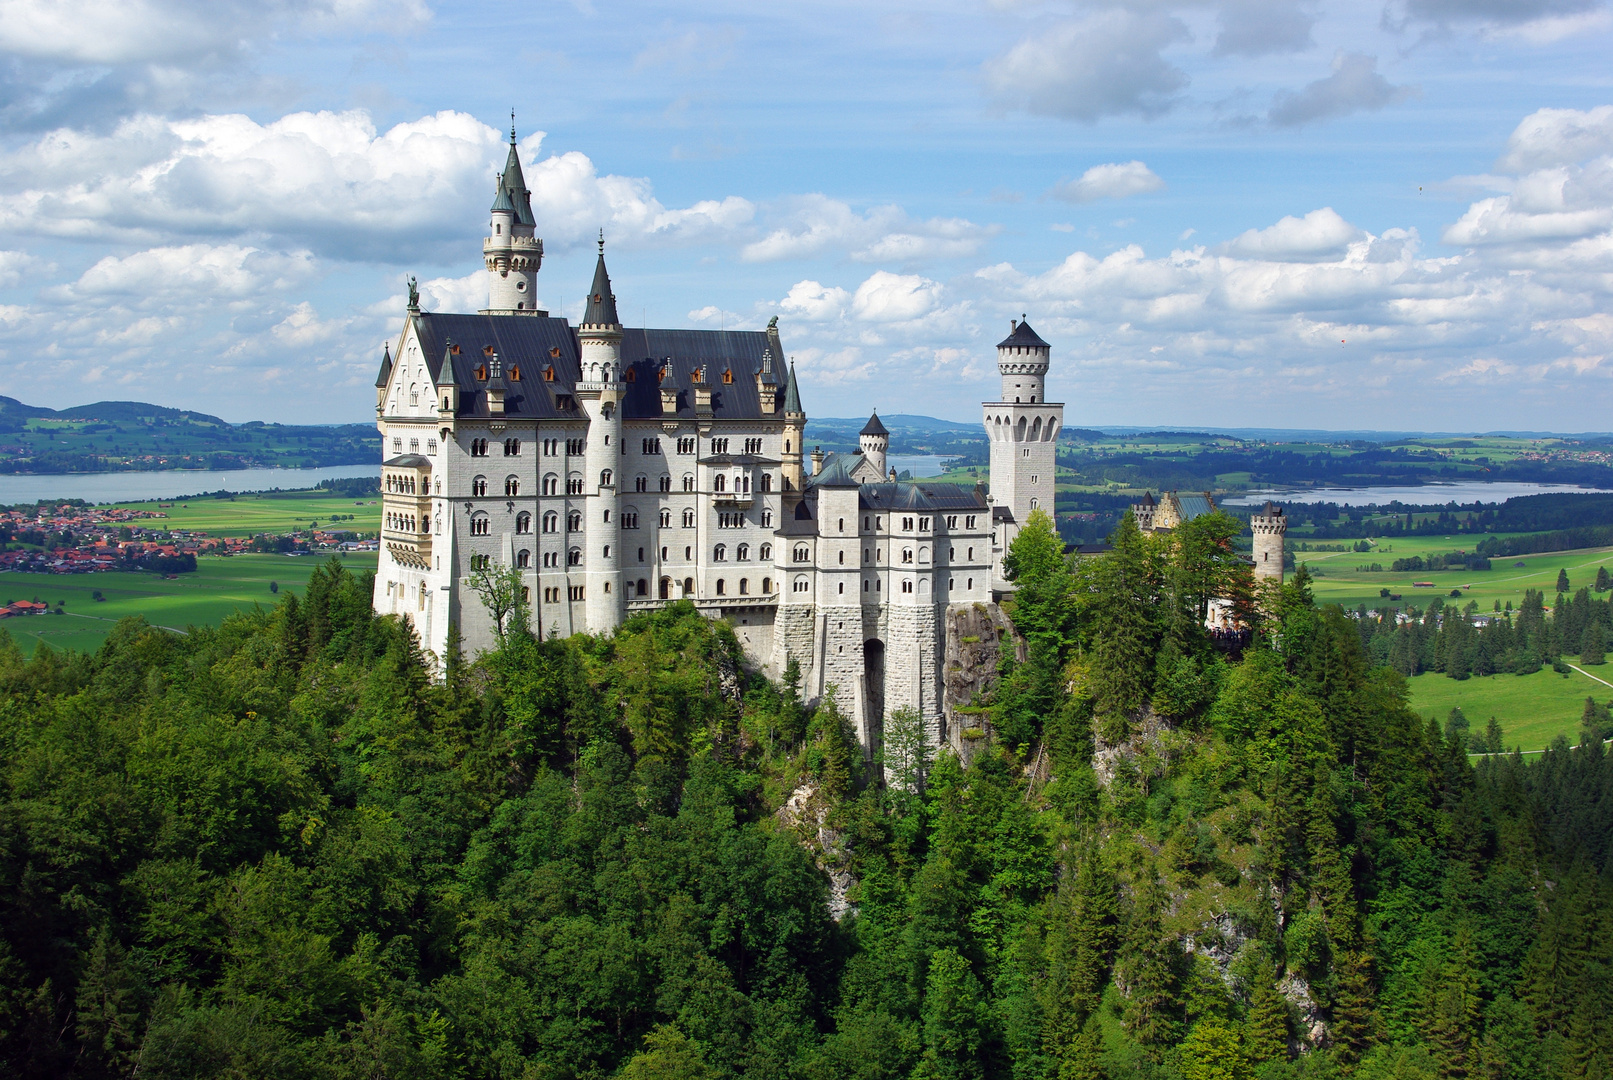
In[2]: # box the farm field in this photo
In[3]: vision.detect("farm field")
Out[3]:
[1405,665,1612,752]
[0,552,377,655]
[107,489,381,537]
[1302,537,1613,614]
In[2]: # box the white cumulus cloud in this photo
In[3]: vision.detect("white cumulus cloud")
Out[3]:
[983,9,1190,122]
[1052,161,1166,204]
[851,271,944,323]
[1221,208,1367,260]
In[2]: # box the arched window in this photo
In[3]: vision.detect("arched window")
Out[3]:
[542,511,558,533]
[543,474,558,496]
[793,545,809,562]
[714,474,726,492]
[716,578,726,595]
[761,473,772,492]
[568,475,584,495]
[736,544,749,561]
[660,577,672,600]
[470,514,490,536]
[659,475,671,492]
[504,438,520,456]
[635,475,648,492]
[682,577,694,596]
[682,509,695,528]
[759,543,772,561]
[516,512,531,534]
[902,580,913,593]
[682,474,695,492]
[568,511,582,532]
[739,578,749,595]
[793,576,809,593]
[902,548,914,564]
[472,475,487,497]
[659,509,671,528]
[516,549,531,568]
[600,469,613,487]
[505,476,519,496]
[714,544,727,562]
[762,577,772,593]
[568,547,582,566]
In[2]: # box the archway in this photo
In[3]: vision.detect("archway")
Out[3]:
[863,638,886,752]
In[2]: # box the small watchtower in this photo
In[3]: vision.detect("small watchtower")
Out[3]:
[1250,501,1287,584]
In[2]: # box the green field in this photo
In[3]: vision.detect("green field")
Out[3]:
[109,489,381,537]
[1302,535,1613,615]
[1406,663,1613,752]
[0,552,377,655]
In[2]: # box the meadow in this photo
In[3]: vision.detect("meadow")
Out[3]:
[1299,534,1613,613]
[107,489,382,537]
[0,551,377,655]
[1405,664,1612,752]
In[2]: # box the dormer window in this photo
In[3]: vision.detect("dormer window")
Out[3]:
[624,368,636,383]
[550,346,561,358]
[722,369,733,384]
[509,366,520,381]
[475,365,487,381]
[544,366,555,381]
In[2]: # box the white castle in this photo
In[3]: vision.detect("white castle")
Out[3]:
[372,132,1061,749]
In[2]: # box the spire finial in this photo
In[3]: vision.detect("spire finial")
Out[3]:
[598,228,605,255]
[510,109,517,143]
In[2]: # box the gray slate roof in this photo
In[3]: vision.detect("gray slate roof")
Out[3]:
[374,344,392,388]
[583,252,620,327]
[1175,494,1216,521]
[997,318,1050,349]
[409,312,785,422]
[784,362,802,413]
[859,412,888,437]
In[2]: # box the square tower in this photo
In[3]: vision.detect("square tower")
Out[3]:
[983,317,1062,584]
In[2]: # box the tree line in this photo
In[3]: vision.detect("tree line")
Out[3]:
[2,512,1613,1078]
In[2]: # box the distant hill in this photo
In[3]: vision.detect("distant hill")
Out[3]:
[0,396,375,475]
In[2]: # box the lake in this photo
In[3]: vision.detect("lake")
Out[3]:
[0,464,376,506]
[1222,480,1613,508]
[888,454,955,478]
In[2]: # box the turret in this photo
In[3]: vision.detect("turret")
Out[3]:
[1250,501,1287,584]
[374,343,393,415]
[859,412,888,480]
[483,120,545,314]
[576,237,624,633]
[997,316,1051,403]
[781,360,806,494]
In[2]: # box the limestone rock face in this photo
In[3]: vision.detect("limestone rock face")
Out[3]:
[776,781,857,922]
[941,602,1022,760]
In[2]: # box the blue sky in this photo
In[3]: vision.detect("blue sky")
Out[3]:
[0,0,1609,429]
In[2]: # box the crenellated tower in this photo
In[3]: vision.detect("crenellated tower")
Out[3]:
[483,121,545,314]
[859,412,889,480]
[1250,501,1287,584]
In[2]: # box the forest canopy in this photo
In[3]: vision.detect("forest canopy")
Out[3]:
[1,525,1611,1080]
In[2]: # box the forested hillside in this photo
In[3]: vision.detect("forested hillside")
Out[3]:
[2,521,1612,1079]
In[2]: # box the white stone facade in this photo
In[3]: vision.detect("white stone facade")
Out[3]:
[372,135,1047,758]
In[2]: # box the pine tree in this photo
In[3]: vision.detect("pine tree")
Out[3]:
[1120,863,1185,1049]
[1558,568,1571,594]
[1580,621,1605,666]
[1597,565,1611,592]
[1241,953,1290,1066]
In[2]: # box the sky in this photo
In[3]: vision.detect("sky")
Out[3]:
[0,0,1608,430]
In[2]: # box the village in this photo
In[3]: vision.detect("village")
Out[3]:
[0,500,379,583]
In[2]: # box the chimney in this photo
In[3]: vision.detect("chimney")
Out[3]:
[809,446,824,476]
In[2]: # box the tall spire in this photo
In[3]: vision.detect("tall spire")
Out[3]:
[495,116,534,227]
[583,234,620,327]
[784,361,802,414]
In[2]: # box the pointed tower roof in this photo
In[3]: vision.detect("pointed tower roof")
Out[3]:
[374,343,393,388]
[495,117,535,226]
[784,362,802,414]
[582,237,620,327]
[860,411,889,437]
[435,342,458,387]
[490,174,516,214]
[997,316,1050,349]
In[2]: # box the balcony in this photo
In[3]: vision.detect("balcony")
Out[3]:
[713,490,754,507]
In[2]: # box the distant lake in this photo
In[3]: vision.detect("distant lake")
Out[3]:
[1223,481,1613,508]
[889,454,955,478]
[0,465,376,506]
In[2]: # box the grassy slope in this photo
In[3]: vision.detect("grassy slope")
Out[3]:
[0,552,377,655]
[105,490,382,538]
[1406,664,1612,752]
[1304,537,1613,614]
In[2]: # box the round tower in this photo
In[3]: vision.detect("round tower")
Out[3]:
[577,237,624,633]
[1250,501,1287,584]
[483,121,545,314]
[997,315,1050,403]
[859,412,889,479]
[781,361,806,495]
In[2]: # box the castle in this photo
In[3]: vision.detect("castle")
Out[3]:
[372,130,1277,752]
